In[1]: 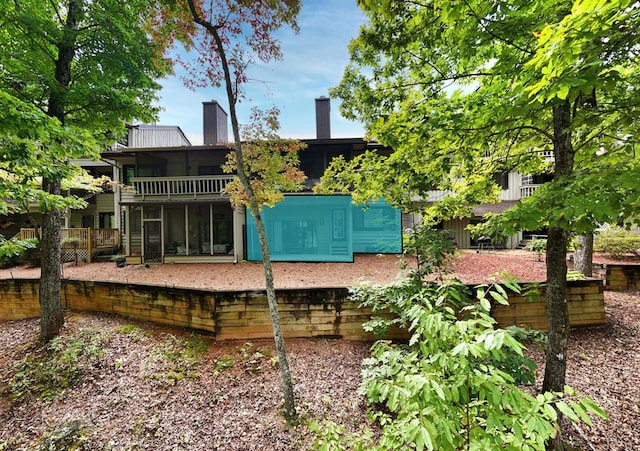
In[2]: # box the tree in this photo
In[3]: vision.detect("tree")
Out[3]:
[320,0,640,446]
[0,0,172,341]
[158,0,303,420]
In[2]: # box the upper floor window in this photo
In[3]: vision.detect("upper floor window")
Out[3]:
[198,165,225,176]
[493,171,509,190]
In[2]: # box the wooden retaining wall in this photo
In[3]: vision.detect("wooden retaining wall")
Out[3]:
[491,279,605,330]
[593,263,640,291]
[0,279,606,339]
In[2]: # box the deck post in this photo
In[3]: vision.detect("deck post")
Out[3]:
[87,227,93,263]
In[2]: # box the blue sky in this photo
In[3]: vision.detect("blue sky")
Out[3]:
[155,0,367,145]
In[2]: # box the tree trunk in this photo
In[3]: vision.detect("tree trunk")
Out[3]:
[573,233,593,277]
[39,184,64,342]
[544,101,575,450]
[542,226,569,395]
[186,3,297,420]
[39,0,82,342]
[253,213,297,420]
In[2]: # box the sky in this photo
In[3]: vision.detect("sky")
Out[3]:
[155,0,368,145]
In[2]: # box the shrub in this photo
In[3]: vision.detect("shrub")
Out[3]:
[525,238,547,262]
[594,227,640,259]
[0,237,39,268]
[311,280,606,451]
[401,225,456,281]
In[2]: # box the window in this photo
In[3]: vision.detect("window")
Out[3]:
[282,220,317,253]
[99,212,115,228]
[353,207,396,231]
[493,171,509,190]
[123,165,135,185]
[198,165,224,176]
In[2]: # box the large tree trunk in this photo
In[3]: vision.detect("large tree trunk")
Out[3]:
[544,102,575,450]
[39,184,64,342]
[40,0,82,342]
[573,233,593,277]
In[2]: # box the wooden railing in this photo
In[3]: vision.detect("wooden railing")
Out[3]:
[17,228,120,263]
[132,175,235,199]
[519,184,542,198]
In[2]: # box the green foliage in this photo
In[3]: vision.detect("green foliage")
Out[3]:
[566,270,586,281]
[325,0,640,236]
[313,280,606,450]
[401,225,456,281]
[222,107,307,210]
[594,227,640,259]
[0,237,38,268]
[115,324,146,341]
[525,239,547,262]
[0,0,174,255]
[2,328,107,403]
[148,334,211,385]
[214,355,237,374]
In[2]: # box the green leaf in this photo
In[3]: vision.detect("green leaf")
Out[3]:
[556,84,570,100]
[556,401,580,422]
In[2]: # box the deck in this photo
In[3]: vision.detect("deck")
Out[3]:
[17,227,120,263]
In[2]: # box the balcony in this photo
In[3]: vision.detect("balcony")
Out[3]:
[519,184,542,198]
[131,175,235,200]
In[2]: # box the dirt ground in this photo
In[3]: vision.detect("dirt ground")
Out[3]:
[0,251,638,449]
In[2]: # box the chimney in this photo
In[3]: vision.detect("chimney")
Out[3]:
[315,96,331,139]
[203,101,228,145]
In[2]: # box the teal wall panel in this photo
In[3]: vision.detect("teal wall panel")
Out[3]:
[246,196,401,262]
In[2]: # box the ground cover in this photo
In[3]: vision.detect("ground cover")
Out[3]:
[0,251,638,449]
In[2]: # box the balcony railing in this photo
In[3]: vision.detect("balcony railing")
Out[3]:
[520,184,542,198]
[132,175,235,199]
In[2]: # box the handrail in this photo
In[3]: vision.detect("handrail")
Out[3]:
[132,175,235,198]
[519,184,542,198]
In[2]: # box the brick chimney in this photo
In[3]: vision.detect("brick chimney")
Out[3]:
[203,101,228,145]
[315,96,331,139]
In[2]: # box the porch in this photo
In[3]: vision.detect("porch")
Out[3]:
[17,227,120,263]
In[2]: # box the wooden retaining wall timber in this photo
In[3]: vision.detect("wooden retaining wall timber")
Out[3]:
[0,279,606,339]
[593,263,640,291]
[490,279,605,330]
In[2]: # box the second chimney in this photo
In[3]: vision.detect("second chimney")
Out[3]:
[203,101,229,145]
[315,96,331,139]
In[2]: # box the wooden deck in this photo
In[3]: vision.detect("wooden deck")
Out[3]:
[17,227,120,263]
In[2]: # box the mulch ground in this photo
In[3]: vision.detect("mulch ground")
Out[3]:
[0,251,638,449]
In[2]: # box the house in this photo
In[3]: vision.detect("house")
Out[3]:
[100,98,403,264]
[3,96,548,262]
[424,160,553,249]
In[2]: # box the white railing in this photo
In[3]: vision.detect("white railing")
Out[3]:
[537,150,554,159]
[132,175,235,199]
[519,184,542,198]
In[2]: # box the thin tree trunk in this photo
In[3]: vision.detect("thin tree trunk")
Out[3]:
[544,101,575,450]
[186,2,296,420]
[39,0,82,342]
[542,226,569,395]
[573,233,593,277]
